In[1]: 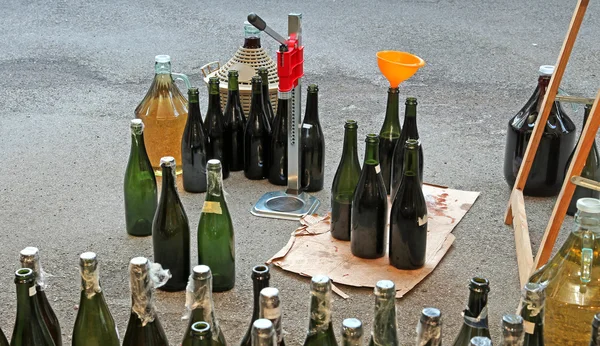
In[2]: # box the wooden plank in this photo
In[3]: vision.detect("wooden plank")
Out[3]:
[510,189,534,287]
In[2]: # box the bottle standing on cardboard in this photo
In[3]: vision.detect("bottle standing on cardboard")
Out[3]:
[389,138,428,269]
[378,87,401,195]
[197,159,235,292]
[330,120,361,241]
[72,252,120,346]
[368,280,398,346]
[268,92,289,186]
[259,287,285,346]
[519,283,545,346]
[205,77,230,180]
[10,268,56,346]
[190,322,212,346]
[19,247,62,346]
[591,314,600,346]
[252,319,277,346]
[416,307,442,346]
[241,266,271,346]
[223,70,246,172]
[181,265,226,346]
[452,277,491,346]
[153,156,191,292]
[182,87,209,193]
[351,134,387,259]
[300,84,325,192]
[135,55,190,175]
[258,67,275,125]
[391,97,424,197]
[244,76,272,180]
[501,314,525,346]
[303,275,338,346]
[342,318,363,346]
[124,119,158,236]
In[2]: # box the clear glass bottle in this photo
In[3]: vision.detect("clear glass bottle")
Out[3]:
[368,280,398,346]
[416,307,442,346]
[259,287,285,346]
[342,318,363,346]
[501,314,524,346]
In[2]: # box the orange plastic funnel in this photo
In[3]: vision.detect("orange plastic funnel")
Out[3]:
[377,51,425,88]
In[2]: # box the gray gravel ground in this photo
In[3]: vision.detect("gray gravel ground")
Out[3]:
[0,0,599,344]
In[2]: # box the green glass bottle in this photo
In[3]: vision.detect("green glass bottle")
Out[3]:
[416,307,442,346]
[300,84,325,192]
[389,138,428,269]
[268,92,288,186]
[197,159,235,292]
[72,252,119,346]
[452,278,491,346]
[181,265,226,346]
[368,280,398,346]
[153,156,190,292]
[124,118,157,236]
[122,257,169,346]
[470,337,492,346]
[10,268,56,346]
[378,87,401,195]
[206,77,230,180]
[259,287,285,346]
[190,322,212,346]
[223,70,246,172]
[244,75,272,180]
[241,266,271,346]
[330,120,361,241]
[303,275,338,346]
[258,67,275,125]
[182,87,209,193]
[19,247,62,346]
[342,318,363,346]
[253,319,277,346]
[591,313,600,346]
[0,328,7,346]
[502,314,524,346]
[519,283,544,346]
[351,134,387,259]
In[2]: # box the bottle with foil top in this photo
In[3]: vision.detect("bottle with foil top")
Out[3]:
[181,265,226,346]
[72,252,119,346]
[368,280,398,346]
[416,307,442,346]
[452,277,491,346]
[259,287,285,346]
[469,337,492,346]
[518,282,544,346]
[19,247,62,346]
[241,265,271,346]
[303,275,338,346]
[591,313,600,346]
[190,322,212,346]
[342,318,364,346]
[501,314,524,346]
[135,55,191,175]
[252,319,277,346]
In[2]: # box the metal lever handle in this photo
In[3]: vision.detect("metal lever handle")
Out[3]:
[247,12,288,45]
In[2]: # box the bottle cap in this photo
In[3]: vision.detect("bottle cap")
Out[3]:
[251,265,270,280]
[576,198,600,214]
[522,282,545,307]
[207,159,222,170]
[155,55,171,63]
[253,318,274,336]
[374,280,395,297]
[160,156,176,168]
[192,265,212,280]
[502,313,523,332]
[80,252,97,266]
[244,21,261,36]
[259,287,281,314]
[130,256,148,267]
[311,274,331,292]
[420,307,442,326]
[470,336,492,346]
[539,65,554,76]
[342,318,363,338]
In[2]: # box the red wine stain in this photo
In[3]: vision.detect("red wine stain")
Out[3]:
[426,193,456,224]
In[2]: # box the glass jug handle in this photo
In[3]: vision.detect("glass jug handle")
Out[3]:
[172,73,192,90]
[581,230,595,284]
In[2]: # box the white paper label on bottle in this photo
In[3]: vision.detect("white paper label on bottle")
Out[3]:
[29,286,37,296]
[418,215,428,226]
[523,320,535,334]
[262,306,281,320]
[202,201,223,215]
[375,165,381,174]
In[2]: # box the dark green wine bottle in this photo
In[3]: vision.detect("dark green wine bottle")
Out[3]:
[391,97,424,198]
[303,275,337,346]
[452,278,491,346]
[241,266,271,346]
[330,120,361,241]
[124,118,157,236]
[19,247,62,346]
[268,92,288,186]
[502,314,524,346]
[351,134,387,259]
[72,252,119,346]
[206,77,230,180]
[0,327,7,346]
[259,287,285,346]
[416,308,442,346]
[153,156,191,292]
[300,84,325,192]
[368,280,398,346]
[342,318,363,346]
[378,87,401,195]
[182,87,209,193]
[223,70,246,172]
[244,75,272,180]
[253,319,277,346]
[181,265,226,346]
[122,257,169,346]
[389,138,427,269]
[470,337,492,346]
[197,159,235,292]
[190,322,212,346]
[519,283,545,346]
[258,67,275,125]
[591,313,600,346]
[10,268,56,346]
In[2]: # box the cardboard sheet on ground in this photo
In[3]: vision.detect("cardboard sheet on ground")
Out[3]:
[267,184,480,298]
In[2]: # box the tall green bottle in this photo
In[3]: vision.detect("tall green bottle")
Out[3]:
[416,308,442,346]
[223,70,246,172]
[244,75,272,180]
[10,268,56,346]
[72,252,119,346]
[300,84,325,192]
[153,156,190,292]
[452,278,491,346]
[241,265,271,346]
[519,283,544,346]
[591,314,600,346]
[342,318,363,346]
[182,87,209,193]
[378,87,401,195]
[19,247,62,346]
[258,67,275,125]
[205,77,230,180]
[124,118,157,236]
[502,314,525,346]
[197,159,235,291]
[303,275,337,346]
[190,322,212,346]
[181,265,226,346]
[330,120,361,241]
[351,134,387,259]
[253,319,277,346]
[122,257,169,346]
[389,139,428,269]
[368,280,398,346]
[259,287,285,346]
[391,97,424,197]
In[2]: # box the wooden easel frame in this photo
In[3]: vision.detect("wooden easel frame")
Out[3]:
[504,0,600,286]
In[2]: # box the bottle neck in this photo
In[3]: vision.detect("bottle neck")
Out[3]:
[464,289,489,328]
[161,165,177,194]
[403,145,420,178]
[416,321,441,345]
[251,276,271,320]
[80,265,102,299]
[341,128,358,164]
[403,104,419,138]
[372,295,397,344]
[250,88,265,116]
[308,289,333,334]
[304,92,319,123]
[228,76,239,91]
[190,277,216,322]
[207,88,222,114]
[188,99,202,123]
[15,280,33,323]
[535,76,551,113]
[206,167,224,198]
[364,141,379,165]
[130,269,156,325]
[130,130,146,158]
[382,88,400,129]
[155,61,172,75]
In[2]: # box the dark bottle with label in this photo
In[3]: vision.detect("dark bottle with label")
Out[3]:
[378,87,401,195]
[223,70,246,172]
[205,77,229,180]
[591,314,600,346]
[182,87,209,193]
[268,91,288,186]
[452,277,491,346]
[241,265,271,346]
[190,322,212,346]
[391,97,424,198]
[351,134,387,259]
[519,282,545,346]
[503,65,576,197]
[258,67,275,125]
[243,22,261,49]
[153,156,191,292]
[342,318,363,346]
[330,120,361,241]
[303,275,338,346]
[301,84,325,192]
[389,139,428,269]
[244,75,272,180]
[416,308,442,346]
[259,287,285,346]
[368,280,398,346]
